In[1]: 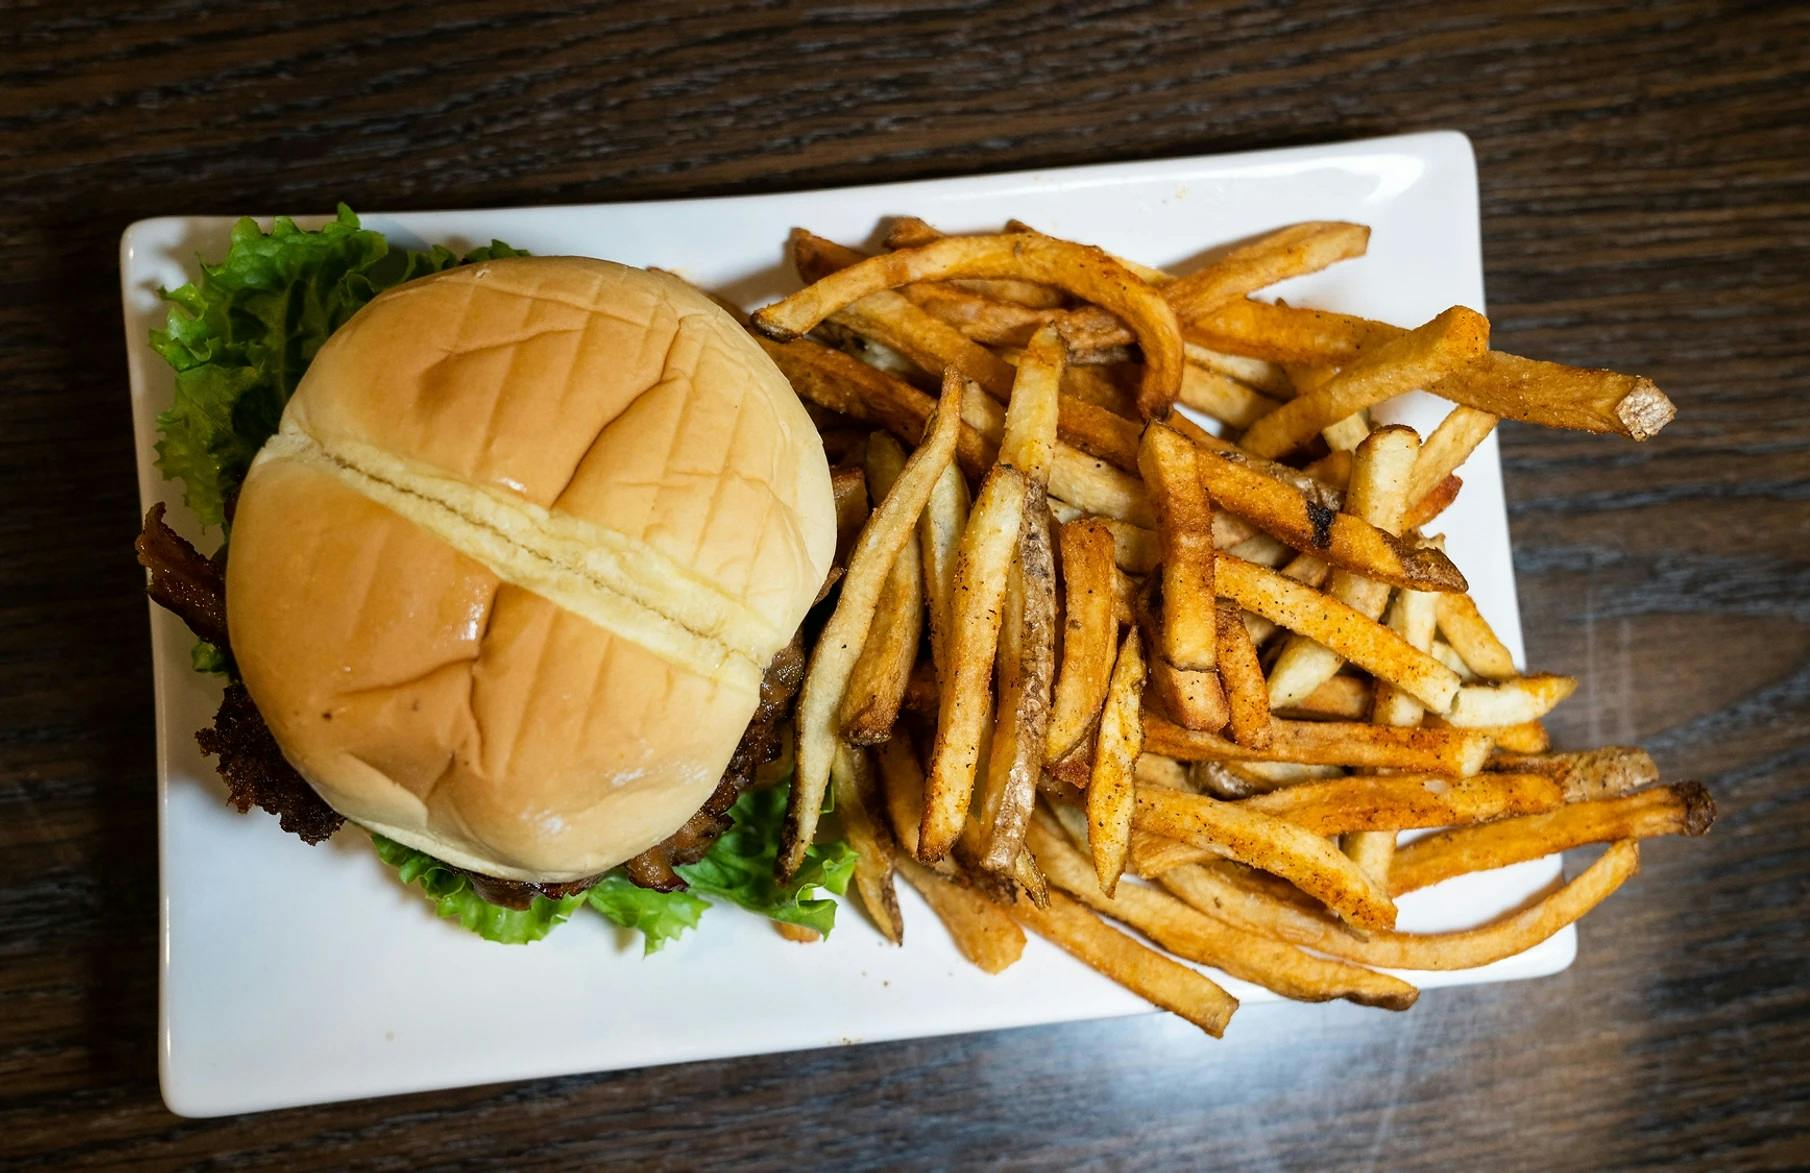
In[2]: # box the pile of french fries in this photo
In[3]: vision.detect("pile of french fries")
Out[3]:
[741,218,1711,1033]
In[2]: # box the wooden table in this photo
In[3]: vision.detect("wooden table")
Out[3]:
[4,2,1806,1166]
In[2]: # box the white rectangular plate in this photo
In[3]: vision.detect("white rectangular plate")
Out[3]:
[123,129,1564,1119]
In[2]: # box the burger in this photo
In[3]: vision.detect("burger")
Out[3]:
[135,211,853,947]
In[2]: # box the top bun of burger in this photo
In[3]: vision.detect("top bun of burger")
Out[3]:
[225,257,835,881]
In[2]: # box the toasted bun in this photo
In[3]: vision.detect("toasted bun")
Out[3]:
[225,257,834,881]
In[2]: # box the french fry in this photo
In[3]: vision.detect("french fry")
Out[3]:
[1389,783,1714,895]
[751,233,1185,419]
[906,281,1059,347]
[1238,307,1490,459]
[1239,772,1565,835]
[1373,579,1439,729]
[961,383,1153,527]
[1408,406,1496,515]
[1429,639,1475,680]
[1277,673,1371,721]
[1184,340,1293,396]
[1089,627,1147,894]
[1134,753,1191,791]
[918,461,969,678]
[832,744,903,944]
[1217,555,1462,713]
[896,856,1026,972]
[1001,326,1064,482]
[1046,520,1119,762]
[879,217,1067,307]
[1215,601,1272,749]
[1487,746,1659,802]
[758,333,996,479]
[1189,759,1345,800]
[1139,422,1219,672]
[840,436,924,744]
[1179,364,1281,428]
[1134,785,1397,930]
[1163,221,1372,322]
[831,465,868,559]
[1185,299,1675,440]
[921,464,1028,860]
[1444,674,1578,727]
[1435,593,1519,681]
[833,288,1019,398]
[1010,889,1238,1037]
[1268,426,1423,708]
[1175,842,1642,971]
[977,492,1056,872]
[1190,446,1465,591]
[785,373,962,877]
[1027,810,1417,1009]
[1428,717,1550,755]
[1145,713,1491,775]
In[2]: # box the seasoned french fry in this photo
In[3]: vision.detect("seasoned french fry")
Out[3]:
[1028,810,1417,1009]
[1179,364,1281,428]
[918,461,969,678]
[832,744,903,944]
[841,436,924,744]
[1389,783,1713,895]
[1190,446,1465,591]
[1240,772,1565,835]
[1426,716,1550,755]
[1487,746,1659,802]
[1046,520,1119,762]
[1011,889,1238,1037]
[1217,555,1462,713]
[1444,675,1578,727]
[1172,842,1643,970]
[834,288,1020,398]
[1139,422,1218,672]
[1164,221,1371,321]
[752,233,1185,419]
[1001,326,1064,482]
[1186,298,1398,365]
[1089,627,1147,894]
[786,374,962,877]
[1435,593,1519,681]
[1239,307,1490,459]
[896,856,1026,972]
[1409,406,1496,514]
[831,465,868,559]
[1134,785,1397,930]
[1184,340,1293,396]
[1268,426,1423,707]
[977,493,1056,873]
[879,217,1067,306]
[1215,601,1272,749]
[1373,581,1439,729]
[1277,673,1371,721]
[922,464,1028,860]
[1145,713,1491,775]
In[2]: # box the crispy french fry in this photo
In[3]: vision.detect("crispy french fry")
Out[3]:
[1134,753,1191,791]
[1215,601,1272,749]
[1487,746,1659,802]
[921,464,1028,860]
[1191,447,1465,591]
[1001,326,1064,482]
[1184,340,1293,396]
[1164,221,1372,322]
[1409,406,1496,512]
[1088,627,1147,894]
[1444,674,1578,727]
[786,374,962,877]
[1217,555,1462,713]
[977,492,1056,873]
[832,744,903,944]
[1402,473,1463,531]
[1268,426,1423,707]
[841,437,924,744]
[1179,364,1281,428]
[831,465,868,559]
[1389,783,1713,895]
[1186,300,1674,440]
[1427,716,1551,755]
[1027,810,1416,1009]
[896,856,1026,972]
[1046,520,1119,762]
[918,461,969,678]
[834,288,1020,398]
[1139,422,1218,672]
[1011,889,1238,1037]
[879,218,1067,307]
[1277,673,1372,721]
[1239,772,1565,835]
[1134,785,1397,930]
[1435,593,1519,681]
[1239,307,1489,459]
[752,233,1185,419]
[906,281,1059,347]
[1172,841,1642,970]
[1373,580,1439,728]
[1144,713,1490,775]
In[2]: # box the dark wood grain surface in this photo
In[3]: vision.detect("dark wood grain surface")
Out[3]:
[3,0,1806,1167]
